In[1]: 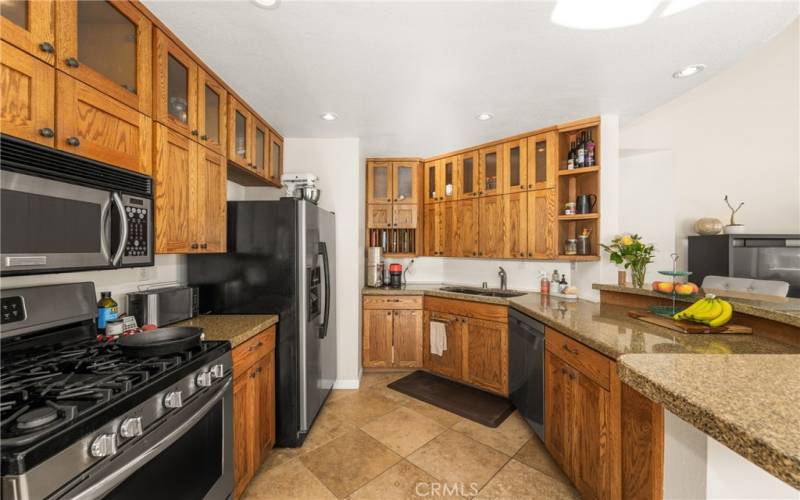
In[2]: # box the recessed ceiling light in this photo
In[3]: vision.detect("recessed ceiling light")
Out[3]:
[672,64,706,79]
[320,112,338,121]
[252,0,280,9]
[476,113,494,121]
[551,0,660,30]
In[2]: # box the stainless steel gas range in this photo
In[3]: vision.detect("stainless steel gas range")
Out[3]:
[0,283,233,500]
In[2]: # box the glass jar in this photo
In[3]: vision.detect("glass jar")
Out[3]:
[564,239,578,255]
[577,235,591,255]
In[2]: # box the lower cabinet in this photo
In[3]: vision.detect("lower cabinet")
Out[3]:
[422,311,463,379]
[464,317,508,395]
[232,326,276,498]
[362,296,423,368]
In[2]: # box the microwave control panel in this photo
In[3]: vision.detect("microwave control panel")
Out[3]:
[125,206,149,257]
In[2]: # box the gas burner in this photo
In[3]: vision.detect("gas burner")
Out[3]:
[17,406,58,430]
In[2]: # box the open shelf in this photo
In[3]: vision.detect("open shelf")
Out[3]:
[558,213,599,221]
[558,166,600,176]
[368,227,417,255]
[557,255,601,262]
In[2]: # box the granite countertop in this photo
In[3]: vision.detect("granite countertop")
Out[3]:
[363,285,798,358]
[593,283,800,329]
[174,314,279,348]
[618,354,800,490]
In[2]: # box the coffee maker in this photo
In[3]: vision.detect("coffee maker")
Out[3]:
[366,247,383,287]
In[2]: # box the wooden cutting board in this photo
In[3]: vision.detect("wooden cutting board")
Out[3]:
[628,311,752,334]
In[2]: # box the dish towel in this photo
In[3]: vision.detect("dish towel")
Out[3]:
[430,321,448,356]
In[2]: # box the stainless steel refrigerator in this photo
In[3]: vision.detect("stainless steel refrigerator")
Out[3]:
[187,198,337,447]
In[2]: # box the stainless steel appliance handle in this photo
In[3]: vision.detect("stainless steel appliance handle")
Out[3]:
[319,241,331,339]
[71,378,231,500]
[100,196,112,263]
[111,192,128,266]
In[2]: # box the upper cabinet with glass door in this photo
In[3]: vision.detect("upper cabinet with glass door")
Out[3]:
[197,69,226,156]
[423,160,442,204]
[154,29,197,138]
[55,0,151,115]
[478,145,504,197]
[439,156,458,202]
[269,132,283,186]
[503,139,527,194]
[392,161,420,205]
[457,150,479,200]
[367,161,392,204]
[227,96,253,169]
[1,0,55,64]
[527,131,556,190]
[253,120,269,179]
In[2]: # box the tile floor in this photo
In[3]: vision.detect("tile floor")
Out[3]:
[242,371,579,499]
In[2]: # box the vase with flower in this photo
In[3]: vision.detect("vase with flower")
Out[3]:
[600,234,655,289]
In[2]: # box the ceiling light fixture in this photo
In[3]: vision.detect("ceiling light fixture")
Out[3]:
[320,112,338,121]
[672,64,706,79]
[551,0,660,30]
[476,112,494,121]
[252,0,280,10]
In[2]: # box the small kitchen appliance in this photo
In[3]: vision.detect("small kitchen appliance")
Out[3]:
[127,285,199,327]
[366,247,384,287]
[281,173,321,204]
[0,282,233,499]
[388,263,403,288]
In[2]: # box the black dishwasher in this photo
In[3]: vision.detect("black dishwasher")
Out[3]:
[508,308,545,441]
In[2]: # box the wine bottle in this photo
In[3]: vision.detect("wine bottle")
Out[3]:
[567,141,575,169]
[576,132,585,168]
[586,131,595,167]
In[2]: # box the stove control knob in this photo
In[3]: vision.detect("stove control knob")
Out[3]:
[120,417,143,438]
[164,391,183,409]
[90,433,118,458]
[196,371,213,388]
[210,364,225,379]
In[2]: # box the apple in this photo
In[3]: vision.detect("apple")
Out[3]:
[651,281,662,291]
[656,282,674,294]
[674,283,695,296]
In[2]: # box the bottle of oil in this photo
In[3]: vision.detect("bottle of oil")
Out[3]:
[97,291,119,333]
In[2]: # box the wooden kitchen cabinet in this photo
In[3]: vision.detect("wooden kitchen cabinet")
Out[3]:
[0,41,55,147]
[441,202,458,257]
[422,311,463,380]
[197,69,227,156]
[478,195,504,258]
[1,0,54,64]
[367,161,393,204]
[392,161,420,204]
[528,188,556,259]
[368,204,393,229]
[423,160,443,203]
[194,146,227,253]
[464,318,508,395]
[253,120,269,179]
[503,139,528,194]
[362,297,423,368]
[457,150,480,200]
[504,192,527,259]
[545,350,572,470]
[233,326,277,498]
[227,95,253,169]
[154,28,197,138]
[269,132,283,186]
[478,145,504,197]
[456,198,479,257]
[393,204,418,229]
[440,156,458,202]
[56,72,152,175]
[423,203,443,256]
[55,0,152,115]
[528,131,557,190]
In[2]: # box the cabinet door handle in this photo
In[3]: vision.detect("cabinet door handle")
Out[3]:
[528,184,533,188]
[562,344,579,355]
[256,366,262,373]
[191,129,199,136]
[191,243,199,249]
[39,128,55,138]
[386,198,391,202]
[66,136,80,147]
[250,369,257,378]
[39,42,55,54]
[201,243,208,249]
[65,57,79,68]
[386,312,392,316]
[200,134,208,141]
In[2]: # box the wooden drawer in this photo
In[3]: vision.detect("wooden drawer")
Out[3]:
[545,327,611,390]
[424,296,508,324]
[363,295,422,310]
[232,326,276,378]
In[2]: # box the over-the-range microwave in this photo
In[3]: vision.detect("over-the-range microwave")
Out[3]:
[0,135,154,275]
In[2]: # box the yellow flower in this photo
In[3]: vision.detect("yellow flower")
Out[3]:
[621,235,634,246]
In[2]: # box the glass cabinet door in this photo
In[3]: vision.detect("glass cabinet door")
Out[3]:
[503,139,527,193]
[1,0,54,64]
[56,1,152,114]
[368,161,392,204]
[458,151,479,199]
[198,70,226,156]
[269,132,283,184]
[227,96,252,168]
[528,131,556,190]
[254,122,267,176]
[479,146,504,197]
[392,161,419,204]
[423,160,440,203]
[154,29,197,137]
[441,156,457,201]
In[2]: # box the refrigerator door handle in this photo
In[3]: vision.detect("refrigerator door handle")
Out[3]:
[319,241,331,339]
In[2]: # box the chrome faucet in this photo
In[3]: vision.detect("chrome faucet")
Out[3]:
[498,267,507,290]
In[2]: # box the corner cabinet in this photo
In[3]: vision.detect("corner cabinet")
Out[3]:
[367,159,422,256]
[233,326,277,499]
[362,296,423,368]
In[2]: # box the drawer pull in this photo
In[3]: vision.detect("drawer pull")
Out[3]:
[562,344,579,355]
[386,299,400,302]
[430,316,453,323]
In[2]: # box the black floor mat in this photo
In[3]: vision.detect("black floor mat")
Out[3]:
[388,370,514,428]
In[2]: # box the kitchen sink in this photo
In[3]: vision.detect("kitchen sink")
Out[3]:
[440,286,527,298]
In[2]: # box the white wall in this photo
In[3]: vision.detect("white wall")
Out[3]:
[619,19,800,271]
[0,255,186,310]
[239,138,363,388]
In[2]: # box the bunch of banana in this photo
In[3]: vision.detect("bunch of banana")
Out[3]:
[673,294,733,328]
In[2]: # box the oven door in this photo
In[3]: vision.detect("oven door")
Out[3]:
[63,378,233,500]
[0,170,112,274]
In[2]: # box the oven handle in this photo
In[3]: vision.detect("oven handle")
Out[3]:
[71,377,231,500]
[100,196,112,263]
[111,192,128,266]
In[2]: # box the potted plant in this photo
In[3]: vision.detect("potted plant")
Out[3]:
[601,234,655,289]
